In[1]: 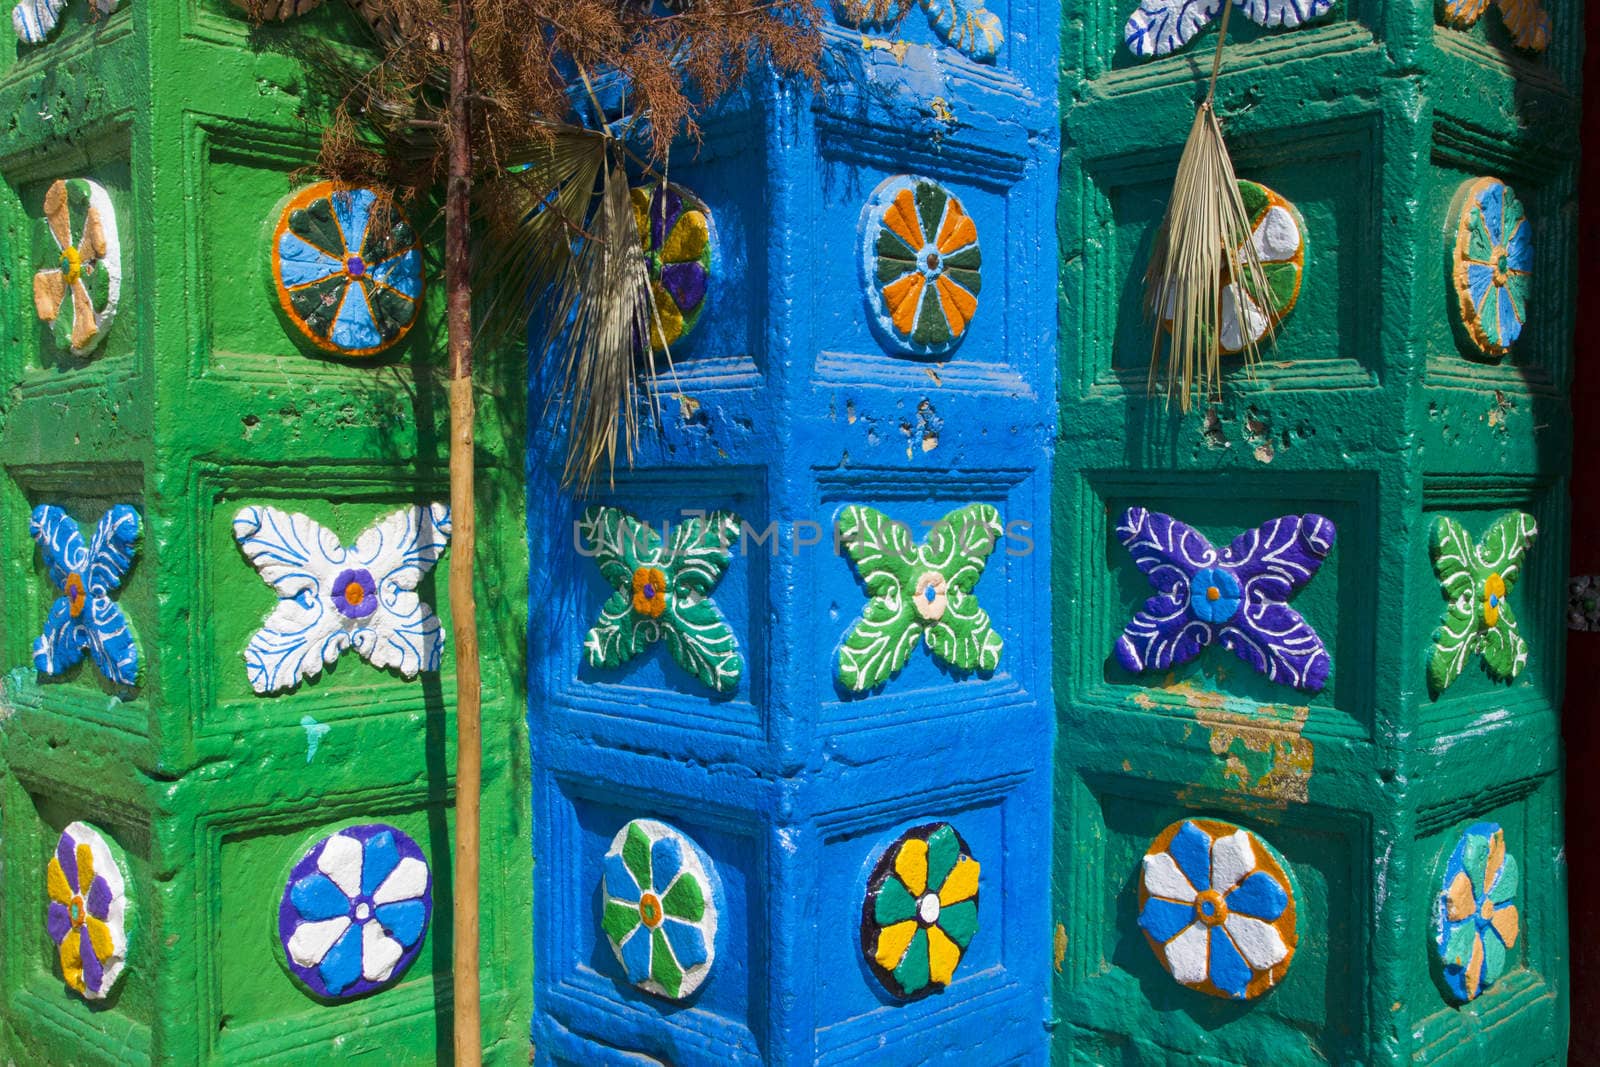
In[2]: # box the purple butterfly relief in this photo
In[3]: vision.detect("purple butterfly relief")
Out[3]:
[1113,507,1336,692]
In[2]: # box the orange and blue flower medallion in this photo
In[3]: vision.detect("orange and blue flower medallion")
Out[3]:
[1138,819,1296,1000]
[1436,822,1520,1002]
[272,182,423,357]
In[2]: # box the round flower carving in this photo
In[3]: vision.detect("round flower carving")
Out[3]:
[1437,822,1520,1002]
[1451,177,1530,359]
[272,182,423,357]
[1137,818,1296,1000]
[32,178,121,357]
[1161,180,1305,355]
[861,822,980,1000]
[632,182,712,351]
[600,819,719,1000]
[279,824,433,1000]
[861,175,982,357]
[47,822,131,1000]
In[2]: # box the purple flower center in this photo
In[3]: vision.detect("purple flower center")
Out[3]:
[331,567,379,619]
[346,255,366,277]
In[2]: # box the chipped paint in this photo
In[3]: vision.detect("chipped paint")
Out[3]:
[930,96,956,123]
[1053,923,1066,973]
[860,35,911,62]
[1135,682,1313,805]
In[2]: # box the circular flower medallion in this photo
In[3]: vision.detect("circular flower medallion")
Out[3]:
[860,822,980,1000]
[32,178,122,357]
[1159,180,1304,355]
[861,175,982,357]
[278,824,432,1000]
[1137,818,1296,1000]
[1436,822,1520,1003]
[1451,177,1530,359]
[632,182,712,352]
[600,819,720,1000]
[46,821,131,1000]
[272,182,424,357]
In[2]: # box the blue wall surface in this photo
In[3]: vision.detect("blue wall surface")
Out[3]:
[528,5,1060,1059]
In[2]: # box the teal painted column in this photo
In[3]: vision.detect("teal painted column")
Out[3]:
[1054,1,1577,1062]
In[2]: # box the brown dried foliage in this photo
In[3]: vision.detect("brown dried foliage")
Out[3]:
[314,0,822,202]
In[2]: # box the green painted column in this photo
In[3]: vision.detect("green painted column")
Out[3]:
[1054,1,1577,1061]
[0,2,530,1062]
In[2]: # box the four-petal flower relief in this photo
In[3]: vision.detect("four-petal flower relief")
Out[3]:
[278,825,432,1000]
[1113,508,1336,692]
[600,820,719,1000]
[1436,822,1521,1003]
[1428,512,1538,694]
[1138,819,1297,1000]
[836,503,1005,692]
[30,504,142,687]
[579,506,743,694]
[233,504,452,694]
[1124,0,1337,58]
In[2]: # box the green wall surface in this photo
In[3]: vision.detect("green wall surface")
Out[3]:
[0,0,531,1062]
[1054,0,1577,1062]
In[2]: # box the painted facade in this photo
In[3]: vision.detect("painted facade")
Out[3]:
[0,0,530,1061]
[0,0,1581,1065]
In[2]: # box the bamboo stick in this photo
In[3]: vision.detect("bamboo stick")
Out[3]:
[447,0,483,1062]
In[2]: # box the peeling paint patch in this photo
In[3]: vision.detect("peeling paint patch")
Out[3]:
[930,95,956,123]
[860,35,910,62]
[1487,389,1514,429]
[1053,924,1066,973]
[1136,682,1313,805]
[1196,701,1313,806]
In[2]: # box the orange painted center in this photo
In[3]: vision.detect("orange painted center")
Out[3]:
[1194,889,1228,927]
[639,892,663,928]
[64,572,87,617]
[344,581,366,607]
[1206,586,1221,602]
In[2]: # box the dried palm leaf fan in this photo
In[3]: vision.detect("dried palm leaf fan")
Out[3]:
[1144,3,1275,411]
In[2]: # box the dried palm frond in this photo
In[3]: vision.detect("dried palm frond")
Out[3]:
[1142,3,1273,411]
[544,162,664,489]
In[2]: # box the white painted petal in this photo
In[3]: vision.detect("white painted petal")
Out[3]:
[1224,913,1288,969]
[318,834,365,898]
[354,601,444,679]
[287,917,351,967]
[1164,922,1210,984]
[242,596,348,695]
[1143,851,1197,903]
[1220,284,1269,351]
[373,856,430,905]
[1251,206,1300,262]
[1209,830,1258,895]
[361,919,405,982]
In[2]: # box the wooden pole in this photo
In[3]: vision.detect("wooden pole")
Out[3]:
[446,0,482,1062]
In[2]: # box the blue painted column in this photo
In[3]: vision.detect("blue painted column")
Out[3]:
[528,5,1058,1060]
